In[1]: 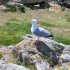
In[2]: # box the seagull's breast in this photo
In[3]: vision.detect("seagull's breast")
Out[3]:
[31,27,36,33]
[31,24,38,33]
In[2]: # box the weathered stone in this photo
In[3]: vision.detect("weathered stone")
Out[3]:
[8,45,14,50]
[17,46,42,65]
[0,5,7,10]
[35,60,50,70]
[53,62,70,70]
[49,3,62,12]
[59,46,70,63]
[16,35,67,66]
[0,61,30,70]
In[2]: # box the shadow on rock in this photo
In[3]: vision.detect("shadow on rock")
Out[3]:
[33,41,58,66]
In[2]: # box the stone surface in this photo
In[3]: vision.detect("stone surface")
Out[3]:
[49,3,62,12]
[35,60,50,70]
[53,62,70,70]
[14,34,67,67]
[8,45,15,50]
[59,46,70,63]
[0,60,30,70]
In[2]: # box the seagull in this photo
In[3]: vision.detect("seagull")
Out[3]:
[31,19,53,39]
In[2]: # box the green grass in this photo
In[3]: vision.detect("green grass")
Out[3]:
[38,22,56,27]
[0,20,31,46]
[0,9,70,46]
[53,35,70,45]
[0,19,70,46]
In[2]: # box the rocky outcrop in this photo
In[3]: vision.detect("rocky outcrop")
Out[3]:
[14,34,65,67]
[0,34,70,70]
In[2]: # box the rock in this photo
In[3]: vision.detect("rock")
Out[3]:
[17,46,42,65]
[63,46,70,54]
[0,61,30,70]
[34,40,58,65]
[0,60,6,70]
[58,43,67,49]
[18,50,30,65]
[56,0,70,8]
[16,34,66,66]
[49,52,58,66]
[12,48,18,58]
[59,43,70,49]
[53,62,70,70]
[15,38,33,50]
[40,37,64,53]
[17,66,29,70]
[17,34,62,50]
[21,34,35,40]
[49,3,62,12]
[0,46,8,53]
[35,60,50,70]
[0,5,7,11]
[6,63,30,70]
[59,47,70,63]
[12,34,70,69]
[60,54,70,63]
[8,45,14,50]
[7,1,24,11]
[30,54,43,63]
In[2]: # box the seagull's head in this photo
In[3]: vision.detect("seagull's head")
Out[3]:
[31,19,37,25]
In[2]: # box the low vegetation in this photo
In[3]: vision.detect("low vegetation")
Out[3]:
[0,52,3,59]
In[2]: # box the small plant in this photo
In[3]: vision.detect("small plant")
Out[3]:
[15,60,25,66]
[61,7,66,11]
[7,6,16,12]
[0,52,3,59]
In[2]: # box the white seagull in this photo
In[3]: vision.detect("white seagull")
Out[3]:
[31,19,53,39]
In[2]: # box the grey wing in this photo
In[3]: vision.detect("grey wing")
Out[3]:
[38,27,51,37]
